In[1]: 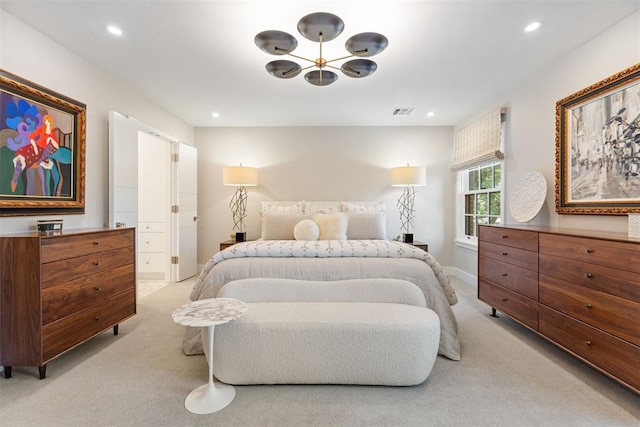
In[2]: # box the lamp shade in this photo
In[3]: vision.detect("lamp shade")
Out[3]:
[390,166,426,187]
[223,166,258,186]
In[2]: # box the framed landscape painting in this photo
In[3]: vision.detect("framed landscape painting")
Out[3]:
[556,63,640,215]
[0,69,86,216]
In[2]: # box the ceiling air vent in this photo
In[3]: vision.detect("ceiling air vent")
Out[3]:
[391,107,415,116]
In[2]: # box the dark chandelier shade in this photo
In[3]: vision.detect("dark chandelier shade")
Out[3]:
[255,12,388,86]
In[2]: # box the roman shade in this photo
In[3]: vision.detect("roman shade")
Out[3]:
[450,108,505,171]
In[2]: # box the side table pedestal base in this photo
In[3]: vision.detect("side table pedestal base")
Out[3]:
[184,381,235,414]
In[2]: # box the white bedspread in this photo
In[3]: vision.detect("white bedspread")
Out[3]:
[185,240,461,360]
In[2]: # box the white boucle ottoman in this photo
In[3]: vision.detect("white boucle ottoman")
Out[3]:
[210,301,440,386]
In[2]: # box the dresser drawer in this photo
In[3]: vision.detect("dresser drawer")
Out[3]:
[138,232,166,252]
[539,274,640,346]
[42,290,136,362]
[540,254,640,303]
[42,264,135,325]
[478,279,538,330]
[539,305,640,392]
[478,241,538,271]
[138,252,165,273]
[479,256,538,299]
[138,222,165,233]
[539,233,640,274]
[478,226,538,251]
[41,246,135,289]
[41,229,134,263]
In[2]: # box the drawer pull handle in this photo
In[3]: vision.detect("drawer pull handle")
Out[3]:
[501,235,508,239]
[585,341,591,346]
[94,287,101,291]
[93,261,100,266]
[585,249,594,254]
[585,303,592,309]
[501,297,507,302]
[146,241,150,244]
[585,273,593,278]
[501,273,507,277]
[501,252,508,256]
[93,241,100,245]
[95,317,101,321]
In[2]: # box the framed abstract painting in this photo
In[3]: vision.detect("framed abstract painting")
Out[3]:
[555,63,640,215]
[0,69,86,216]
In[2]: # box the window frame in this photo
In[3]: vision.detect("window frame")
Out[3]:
[456,162,504,247]
[455,114,506,249]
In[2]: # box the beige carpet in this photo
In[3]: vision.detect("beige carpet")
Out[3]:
[0,277,637,426]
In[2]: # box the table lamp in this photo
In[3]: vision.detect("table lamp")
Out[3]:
[391,165,426,243]
[223,164,257,242]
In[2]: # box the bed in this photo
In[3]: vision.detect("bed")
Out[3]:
[182,201,460,361]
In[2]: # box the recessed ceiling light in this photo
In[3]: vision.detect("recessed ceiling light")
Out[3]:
[212,112,220,119]
[524,21,542,33]
[106,25,123,36]
[427,111,435,117]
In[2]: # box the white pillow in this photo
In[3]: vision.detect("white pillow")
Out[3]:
[341,201,386,214]
[261,213,309,240]
[293,219,320,241]
[346,212,387,240]
[261,201,304,215]
[305,201,341,214]
[313,213,348,240]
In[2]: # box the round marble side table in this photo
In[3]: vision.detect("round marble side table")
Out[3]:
[172,298,247,414]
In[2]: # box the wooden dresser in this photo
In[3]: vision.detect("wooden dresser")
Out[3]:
[0,227,136,379]
[478,224,640,394]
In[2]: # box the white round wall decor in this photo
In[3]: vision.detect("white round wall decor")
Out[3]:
[509,171,547,223]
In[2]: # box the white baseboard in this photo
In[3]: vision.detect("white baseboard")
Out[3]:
[138,272,165,280]
[444,267,476,287]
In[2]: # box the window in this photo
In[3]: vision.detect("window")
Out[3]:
[457,161,503,243]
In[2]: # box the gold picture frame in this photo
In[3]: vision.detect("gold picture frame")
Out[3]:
[556,63,640,215]
[0,69,86,216]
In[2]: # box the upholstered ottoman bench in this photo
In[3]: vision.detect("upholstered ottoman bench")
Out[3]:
[209,278,441,386]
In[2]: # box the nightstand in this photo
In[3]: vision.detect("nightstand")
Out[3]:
[411,241,428,252]
[220,240,253,251]
[220,240,237,251]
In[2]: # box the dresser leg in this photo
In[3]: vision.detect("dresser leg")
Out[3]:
[490,307,499,318]
[39,365,47,379]
[113,325,119,335]
[4,366,12,378]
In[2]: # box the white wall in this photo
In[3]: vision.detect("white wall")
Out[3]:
[454,11,640,278]
[195,126,454,266]
[0,10,194,234]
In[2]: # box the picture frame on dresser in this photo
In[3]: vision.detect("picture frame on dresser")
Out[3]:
[556,63,640,215]
[0,69,86,216]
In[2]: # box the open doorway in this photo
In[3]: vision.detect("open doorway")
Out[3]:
[137,131,171,281]
[108,111,198,285]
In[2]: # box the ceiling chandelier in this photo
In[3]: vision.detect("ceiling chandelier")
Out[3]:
[254,12,388,87]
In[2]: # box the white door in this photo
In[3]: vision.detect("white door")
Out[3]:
[108,111,138,229]
[172,142,198,281]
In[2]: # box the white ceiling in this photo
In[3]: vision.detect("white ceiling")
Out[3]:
[2,0,638,127]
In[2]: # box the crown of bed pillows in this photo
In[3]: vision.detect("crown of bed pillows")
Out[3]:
[260,201,387,241]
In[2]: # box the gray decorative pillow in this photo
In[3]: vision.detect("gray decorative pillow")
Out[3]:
[261,213,309,240]
[346,212,387,239]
